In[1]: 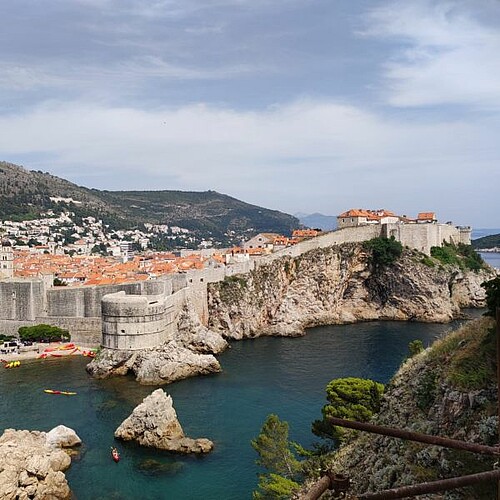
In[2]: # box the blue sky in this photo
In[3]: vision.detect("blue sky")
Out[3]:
[0,0,499,227]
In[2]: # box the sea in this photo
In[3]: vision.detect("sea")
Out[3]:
[0,317,482,499]
[481,252,500,270]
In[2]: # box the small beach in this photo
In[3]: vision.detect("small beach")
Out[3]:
[0,342,98,363]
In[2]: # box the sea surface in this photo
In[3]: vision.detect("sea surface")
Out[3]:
[481,251,500,270]
[0,318,479,499]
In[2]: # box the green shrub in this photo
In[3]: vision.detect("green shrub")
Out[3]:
[430,242,485,271]
[481,277,500,317]
[18,324,70,343]
[408,339,424,358]
[312,377,384,442]
[415,370,438,411]
[430,244,460,267]
[364,236,403,267]
[420,256,435,267]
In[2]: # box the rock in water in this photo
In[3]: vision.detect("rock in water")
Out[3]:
[114,389,213,454]
[46,425,82,449]
[0,426,81,500]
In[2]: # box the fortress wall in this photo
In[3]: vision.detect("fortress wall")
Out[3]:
[35,316,102,345]
[0,319,39,337]
[0,280,46,321]
[263,225,381,262]
[225,261,254,275]
[171,274,188,293]
[383,223,463,255]
[46,280,172,318]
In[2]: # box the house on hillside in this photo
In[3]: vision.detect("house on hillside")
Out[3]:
[417,212,437,223]
[337,209,402,229]
[243,233,282,250]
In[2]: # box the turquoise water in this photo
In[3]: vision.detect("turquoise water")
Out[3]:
[0,320,473,499]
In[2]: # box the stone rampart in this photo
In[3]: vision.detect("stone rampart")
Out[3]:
[102,292,172,350]
[0,221,472,345]
[0,279,46,321]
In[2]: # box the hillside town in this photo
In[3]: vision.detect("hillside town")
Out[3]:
[0,207,461,286]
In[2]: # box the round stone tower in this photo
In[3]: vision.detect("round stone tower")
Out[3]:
[101,291,169,350]
[0,239,14,279]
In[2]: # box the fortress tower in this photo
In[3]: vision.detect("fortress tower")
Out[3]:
[101,291,174,350]
[0,240,14,279]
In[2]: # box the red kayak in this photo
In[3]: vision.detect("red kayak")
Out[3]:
[111,447,120,463]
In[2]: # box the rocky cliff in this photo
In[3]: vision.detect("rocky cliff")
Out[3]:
[327,316,498,499]
[208,244,492,339]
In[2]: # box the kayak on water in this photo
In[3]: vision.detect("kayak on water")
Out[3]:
[3,360,20,368]
[44,389,77,396]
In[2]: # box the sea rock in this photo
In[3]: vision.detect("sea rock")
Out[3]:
[0,426,80,500]
[46,425,82,449]
[87,341,221,385]
[115,388,213,454]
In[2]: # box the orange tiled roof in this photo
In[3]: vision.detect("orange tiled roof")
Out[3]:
[417,212,436,220]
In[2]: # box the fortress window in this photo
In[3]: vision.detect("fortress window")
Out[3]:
[121,329,125,333]
[200,278,204,283]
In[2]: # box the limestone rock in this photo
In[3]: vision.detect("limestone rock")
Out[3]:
[87,341,221,385]
[115,388,213,454]
[0,426,79,500]
[325,317,497,499]
[46,425,82,449]
[208,245,494,339]
[175,301,228,354]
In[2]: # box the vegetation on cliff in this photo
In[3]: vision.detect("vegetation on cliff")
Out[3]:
[363,236,402,267]
[430,242,485,271]
[322,315,498,499]
[312,378,384,442]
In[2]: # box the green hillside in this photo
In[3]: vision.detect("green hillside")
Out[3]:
[472,233,500,249]
[0,161,300,243]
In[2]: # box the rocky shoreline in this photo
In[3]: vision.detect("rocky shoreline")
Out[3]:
[0,425,81,500]
[87,245,494,384]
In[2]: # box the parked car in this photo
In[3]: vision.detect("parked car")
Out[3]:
[0,341,20,354]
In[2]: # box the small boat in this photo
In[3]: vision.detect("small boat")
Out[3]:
[111,447,120,463]
[4,360,20,369]
[44,389,77,396]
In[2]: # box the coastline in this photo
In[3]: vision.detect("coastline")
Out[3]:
[0,342,98,363]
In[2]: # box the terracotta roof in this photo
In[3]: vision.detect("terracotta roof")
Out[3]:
[417,212,436,220]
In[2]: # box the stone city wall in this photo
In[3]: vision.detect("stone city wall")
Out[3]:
[0,222,471,343]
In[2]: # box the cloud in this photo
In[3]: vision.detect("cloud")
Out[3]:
[363,0,500,108]
[0,98,497,225]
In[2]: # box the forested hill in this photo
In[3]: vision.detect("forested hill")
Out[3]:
[0,161,299,242]
[472,233,500,249]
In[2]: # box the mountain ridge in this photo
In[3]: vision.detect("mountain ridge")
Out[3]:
[0,161,300,244]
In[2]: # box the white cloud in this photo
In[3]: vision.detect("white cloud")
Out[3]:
[363,0,500,108]
[0,98,497,225]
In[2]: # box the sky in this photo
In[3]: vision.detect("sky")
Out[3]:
[0,0,499,228]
